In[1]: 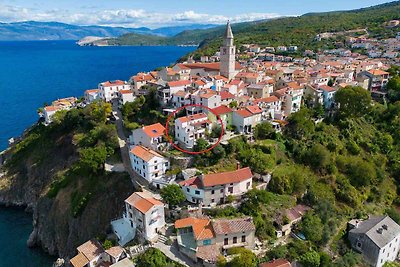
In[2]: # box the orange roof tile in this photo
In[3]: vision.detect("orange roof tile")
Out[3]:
[235,109,253,118]
[130,145,164,162]
[119,90,132,94]
[202,167,253,187]
[177,113,208,123]
[175,217,215,240]
[259,259,291,267]
[85,89,99,94]
[212,105,232,116]
[319,85,337,92]
[253,96,279,104]
[142,123,165,138]
[368,69,389,76]
[101,80,125,87]
[125,191,163,214]
[246,105,262,114]
[168,80,191,87]
[220,91,235,100]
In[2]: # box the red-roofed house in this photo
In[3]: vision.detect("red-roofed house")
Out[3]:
[209,105,233,128]
[179,167,253,206]
[98,80,131,102]
[84,89,101,103]
[253,96,282,120]
[259,259,291,267]
[129,145,170,182]
[175,216,255,264]
[319,85,338,109]
[232,105,262,134]
[129,123,167,151]
[118,90,136,106]
[175,113,212,149]
[111,191,166,246]
[362,69,390,92]
[220,91,235,106]
[275,204,310,238]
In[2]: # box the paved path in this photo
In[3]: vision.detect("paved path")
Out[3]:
[111,102,149,189]
[153,242,195,267]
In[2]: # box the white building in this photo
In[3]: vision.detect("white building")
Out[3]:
[232,105,262,134]
[84,89,101,103]
[118,90,136,106]
[111,191,166,246]
[98,80,131,102]
[129,123,166,151]
[348,216,400,267]
[319,85,338,110]
[129,145,170,182]
[179,167,253,206]
[175,113,212,149]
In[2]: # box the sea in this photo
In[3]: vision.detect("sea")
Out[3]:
[0,41,195,267]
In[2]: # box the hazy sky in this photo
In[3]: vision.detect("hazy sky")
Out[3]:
[0,0,393,28]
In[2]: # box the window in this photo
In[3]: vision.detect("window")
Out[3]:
[246,182,251,189]
[242,235,246,242]
[203,239,212,246]
[211,190,215,194]
[233,237,237,244]
[195,190,200,195]
[224,238,228,245]
[220,189,224,193]
[154,165,158,170]
[228,187,233,193]
[211,199,215,203]
[186,188,190,193]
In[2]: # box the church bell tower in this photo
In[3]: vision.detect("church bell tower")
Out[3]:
[220,21,236,80]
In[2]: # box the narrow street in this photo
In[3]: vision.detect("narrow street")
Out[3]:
[111,101,148,189]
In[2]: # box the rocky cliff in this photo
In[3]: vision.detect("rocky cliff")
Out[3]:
[0,127,133,258]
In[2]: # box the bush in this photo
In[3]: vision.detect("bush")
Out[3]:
[160,184,186,208]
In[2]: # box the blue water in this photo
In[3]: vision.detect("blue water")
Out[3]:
[0,41,195,266]
[0,41,195,150]
[0,206,55,267]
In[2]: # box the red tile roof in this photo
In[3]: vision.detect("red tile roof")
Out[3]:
[179,177,202,189]
[235,109,253,118]
[85,89,99,94]
[130,145,164,162]
[168,80,191,87]
[119,90,132,94]
[319,85,337,92]
[220,91,235,100]
[368,69,389,76]
[175,217,215,240]
[212,105,232,116]
[212,217,255,235]
[246,105,262,114]
[196,244,221,263]
[259,259,291,267]
[182,62,242,71]
[142,123,165,138]
[202,167,253,187]
[253,96,279,104]
[125,191,163,214]
[101,80,125,87]
[177,113,208,123]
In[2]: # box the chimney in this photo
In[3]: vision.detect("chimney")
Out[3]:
[236,161,241,170]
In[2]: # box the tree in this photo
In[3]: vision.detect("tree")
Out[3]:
[299,251,320,267]
[229,249,257,267]
[335,86,371,118]
[102,240,113,250]
[387,76,400,103]
[300,212,323,243]
[216,255,227,267]
[305,144,331,172]
[254,122,275,140]
[160,184,186,207]
[194,138,209,152]
[229,101,238,109]
[135,248,168,267]
[79,145,107,173]
[285,108,315,140]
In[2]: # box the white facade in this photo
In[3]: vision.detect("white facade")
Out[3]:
[175,113,212,149]
[118,90,136,106]
[129,145,170,182]
[84,89,101,103]
[99,80,131,102]
[129,123,166,151]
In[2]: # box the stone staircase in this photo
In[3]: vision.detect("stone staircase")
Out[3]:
[157,234,169,244]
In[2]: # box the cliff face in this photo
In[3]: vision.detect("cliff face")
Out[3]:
[0,132,133,258]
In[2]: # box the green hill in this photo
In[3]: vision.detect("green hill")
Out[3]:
[106,1,400,59]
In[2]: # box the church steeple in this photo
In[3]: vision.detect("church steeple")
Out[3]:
[220,21,236,80]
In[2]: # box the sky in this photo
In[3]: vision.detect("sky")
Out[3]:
[0,0,394,28]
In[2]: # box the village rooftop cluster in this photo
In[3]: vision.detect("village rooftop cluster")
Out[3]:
[38,22,400,267]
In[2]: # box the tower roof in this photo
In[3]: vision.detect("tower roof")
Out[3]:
[225,21,233,39]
